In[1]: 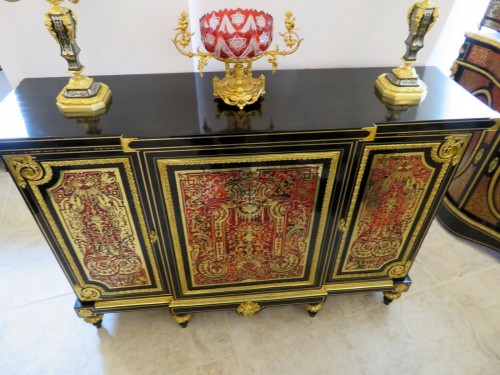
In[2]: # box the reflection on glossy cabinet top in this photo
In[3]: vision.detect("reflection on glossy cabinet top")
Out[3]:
[0,67,497,140]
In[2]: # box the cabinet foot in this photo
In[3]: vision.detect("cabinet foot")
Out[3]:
[383,291,401,305]
[305,303,324,317]
[86,316,103,328]
[172,313,192,328]
[76,308,103,328]
[383,283,410,305]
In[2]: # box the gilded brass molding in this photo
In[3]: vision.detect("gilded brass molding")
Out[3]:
[488,157,499,175]
[324,280,394,292]
[74,285,102,301]
[236,301,262,316]
[361,126,377,142]
[121,137,138,153]
[95,296,173,310]
[489,159,500,220]
[3,155,44,188]
[168,288,328,309]
[464,31,500,50]
[490,119,500,132]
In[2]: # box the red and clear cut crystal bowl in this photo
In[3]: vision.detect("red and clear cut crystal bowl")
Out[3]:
[199,9,273,60]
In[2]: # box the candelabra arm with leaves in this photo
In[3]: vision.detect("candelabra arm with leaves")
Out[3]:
[173,9,302,109]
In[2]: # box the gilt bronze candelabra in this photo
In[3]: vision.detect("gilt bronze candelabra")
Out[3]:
[375,0,440,105]
[44,0,111,116]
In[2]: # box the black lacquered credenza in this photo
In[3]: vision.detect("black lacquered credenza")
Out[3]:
[0,67,497,327]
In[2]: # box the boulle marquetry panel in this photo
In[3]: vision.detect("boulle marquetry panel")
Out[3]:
[156,152,339,297]
[438,129,500,251]
[438,24,500,251]
[3,153,166,301]
[330,138,469,282]
[0,68,497,327]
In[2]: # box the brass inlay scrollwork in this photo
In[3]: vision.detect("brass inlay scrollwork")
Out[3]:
[334,142,457,280]
[488,157,499,175]
[338,218,347,233]
[236,301,261,316]
[26,158,162,297]
[387,261,412,279]
[158,151,340,296]
[150,230,158,245]
[3,155,44,188]
[474,148,485,164]
[74,285,102,301]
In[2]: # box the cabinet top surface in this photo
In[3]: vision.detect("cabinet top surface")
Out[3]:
[0,67,497,141]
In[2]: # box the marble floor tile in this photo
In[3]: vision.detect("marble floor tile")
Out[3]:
[344,286,500,375]
[0,226,72,311]
[0,172,73,310]
[0,294,104,375]
[236,315,366,375]
[414,220,500,287]
[1,174,37,233]
[98,309,236,375]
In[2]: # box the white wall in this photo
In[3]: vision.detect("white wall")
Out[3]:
[0,0,464,88]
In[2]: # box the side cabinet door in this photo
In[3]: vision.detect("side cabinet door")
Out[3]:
[3,153,166,302]
[327,136,469,283]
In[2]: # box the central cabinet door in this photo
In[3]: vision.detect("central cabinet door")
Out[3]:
[152,151,341,299]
